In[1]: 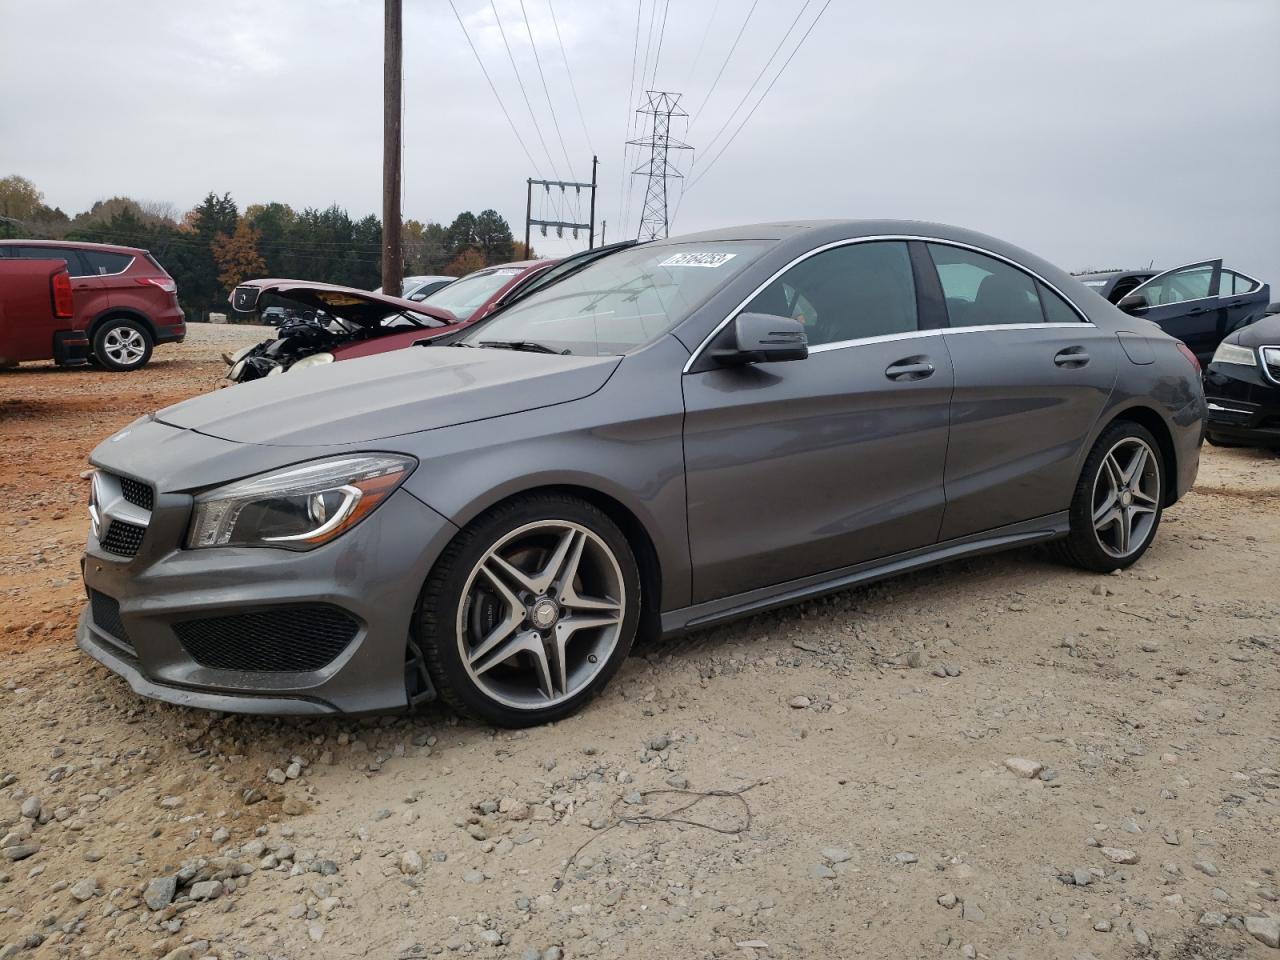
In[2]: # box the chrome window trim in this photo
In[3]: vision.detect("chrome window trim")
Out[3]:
[1261,345,1280,387]
[683,234,1092,374]
[1223,270,1262,296]
[805,322,1095,355]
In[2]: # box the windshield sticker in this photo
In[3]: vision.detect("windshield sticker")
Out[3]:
[492,268,523,276]
[659,252,737,268]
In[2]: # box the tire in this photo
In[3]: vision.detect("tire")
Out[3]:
[1053,421,1165,573]
[415,493,641,727]
[93,318,153,371]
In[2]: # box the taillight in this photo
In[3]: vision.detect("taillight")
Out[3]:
[134,277,177,294]
[51,270,74,319]
[1175,341,1201,375]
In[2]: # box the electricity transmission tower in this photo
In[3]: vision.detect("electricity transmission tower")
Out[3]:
[628,91,692,240]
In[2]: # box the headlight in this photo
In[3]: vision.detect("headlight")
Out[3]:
[186,454,415,550]
[1210,341,1256,367]
[290,352,335,372]
[228,359,248,381]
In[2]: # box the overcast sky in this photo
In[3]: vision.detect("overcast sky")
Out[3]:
[2,0,1278,282]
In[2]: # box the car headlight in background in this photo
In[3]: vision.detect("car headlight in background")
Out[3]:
[1210,342,1256,367]
[289,352,335,372]
[186,454,416,550]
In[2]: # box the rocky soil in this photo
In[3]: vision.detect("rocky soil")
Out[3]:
[1,326,1278,959]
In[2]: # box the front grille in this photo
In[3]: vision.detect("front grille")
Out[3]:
[89,590,134,653]
[100,519,146,557]
[117,476,154,511]
[173,605,360,673]
[1262,346,1280,385]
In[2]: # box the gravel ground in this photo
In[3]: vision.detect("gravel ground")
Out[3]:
[1,325,1278,960]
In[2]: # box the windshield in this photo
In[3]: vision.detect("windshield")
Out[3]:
[460,241,768,355]
[420,267,526,318]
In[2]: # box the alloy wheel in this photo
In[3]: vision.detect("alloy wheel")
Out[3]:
[1091,437,1160,558]
[102,327,147,367]
[456,520,626,710]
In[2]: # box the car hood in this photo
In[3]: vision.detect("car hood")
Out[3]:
[1226,311,1280,349]
[231,279,458,327]
[156,345,621,446]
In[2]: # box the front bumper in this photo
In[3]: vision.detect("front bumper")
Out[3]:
[1205,362,1280,446]
[79,483,457,716]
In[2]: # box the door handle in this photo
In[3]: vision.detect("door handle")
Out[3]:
[1054,347,1090,368]
[1186,308,1209,316]
[884,358,935,381]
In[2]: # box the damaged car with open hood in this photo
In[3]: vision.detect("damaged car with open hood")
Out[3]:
[223,281,465,382]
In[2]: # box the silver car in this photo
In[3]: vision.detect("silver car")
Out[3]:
[78,221,1205,726]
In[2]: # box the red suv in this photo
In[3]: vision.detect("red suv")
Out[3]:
[0,240,185,370]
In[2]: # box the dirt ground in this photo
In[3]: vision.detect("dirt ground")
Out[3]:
[1,326,1277,960]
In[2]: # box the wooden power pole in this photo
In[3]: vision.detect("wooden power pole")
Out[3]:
[381,0,403,296]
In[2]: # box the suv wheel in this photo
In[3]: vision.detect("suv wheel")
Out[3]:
[1054,421,1164,573]
[416,494,640,727]
[94,318,153,371]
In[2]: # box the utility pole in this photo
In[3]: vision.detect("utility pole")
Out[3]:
[523,155,598,251]
[628,91,692,241]
[381,0,403,296]
[587,156,598,250]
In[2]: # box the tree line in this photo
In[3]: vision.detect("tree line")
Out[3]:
[0,175,532,319]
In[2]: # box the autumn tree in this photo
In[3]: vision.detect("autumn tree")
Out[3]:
[511,240,537,261]
[0,175,43,222]
[445,247,487,277]
[211,219,267,294]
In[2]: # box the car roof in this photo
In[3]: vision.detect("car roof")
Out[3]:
[0,238,147,255]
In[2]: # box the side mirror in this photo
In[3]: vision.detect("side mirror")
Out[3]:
[408,291,428,301]
[1117,293,1149,314]
[709,312,808,365]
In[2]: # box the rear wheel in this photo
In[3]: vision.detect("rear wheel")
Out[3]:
[415,494,640,727]
[1054,421,1164,572]
[93,318,153,371]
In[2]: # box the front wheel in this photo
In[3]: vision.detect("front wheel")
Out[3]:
[415,494,640,727]
[93,318,153,371]
[1054,421,1164,573]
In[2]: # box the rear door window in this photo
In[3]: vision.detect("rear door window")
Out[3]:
[14,246,88,276]
[80,249,134,275]
[1037,282,1083,323]
[926,244,1043,326]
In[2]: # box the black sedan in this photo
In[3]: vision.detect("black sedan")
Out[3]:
[1118,258,1270,364]
[1204,307,1280,448]
[1075,269,1156,304]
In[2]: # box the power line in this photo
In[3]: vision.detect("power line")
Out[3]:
[447,0,543,177]
[517,0,577,177]
[698,0,814,161]
[488,0,561,179]
[689,0,761,128]
[685,0,834,193]
[545,0,594,156]
[683,0,722,92]
[647,0,671,89]
[618,0,645,237]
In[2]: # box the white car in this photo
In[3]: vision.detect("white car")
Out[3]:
[372,275,455,300]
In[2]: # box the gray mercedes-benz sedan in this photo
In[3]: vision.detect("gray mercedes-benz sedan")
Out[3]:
[78,221,1205,727]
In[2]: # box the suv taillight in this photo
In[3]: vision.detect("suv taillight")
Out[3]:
[135,277,177,294]
[51,270,74,318]
[1175,341,1201,376]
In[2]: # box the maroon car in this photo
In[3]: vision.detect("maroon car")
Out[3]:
[225,259,557,382]
[0,259,88,368]
[0,239,185,370]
